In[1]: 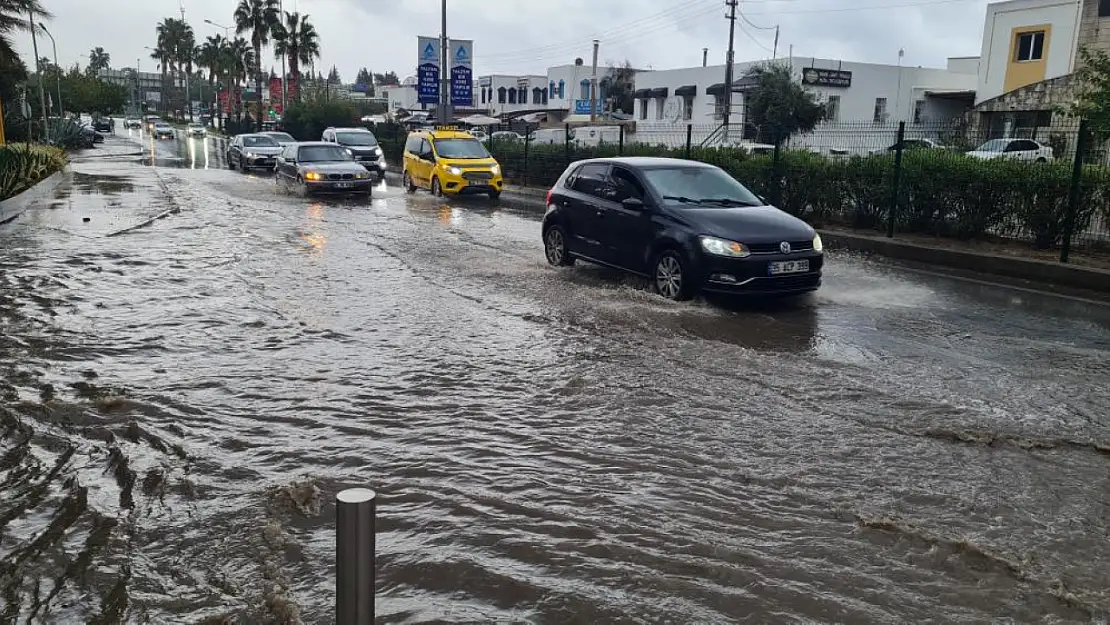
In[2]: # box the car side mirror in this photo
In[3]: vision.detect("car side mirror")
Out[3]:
[621,197,646,210]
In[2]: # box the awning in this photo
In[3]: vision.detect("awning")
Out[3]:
[706,83,727,96]
[674,85,697,97]
[633,89,650,99]
[924,89,976,100]
[648,87,669,98]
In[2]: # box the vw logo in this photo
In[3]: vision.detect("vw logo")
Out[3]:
[780,241,792,254]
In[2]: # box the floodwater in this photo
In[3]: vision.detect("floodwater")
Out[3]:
[1,129,1109,624]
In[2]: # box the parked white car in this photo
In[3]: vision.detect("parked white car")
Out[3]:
[965,138,1054,162]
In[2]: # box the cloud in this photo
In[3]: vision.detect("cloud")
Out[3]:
[13,0,992,81]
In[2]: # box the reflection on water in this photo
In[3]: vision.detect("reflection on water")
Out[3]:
[300,203,327,254]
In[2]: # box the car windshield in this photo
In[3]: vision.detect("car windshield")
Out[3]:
[643,167,763,207]
[975,139,1010,152]
[336,132,378,146]
[433,137,490,159]
[299,146,352,162]
[267,132,295,142]
[243,136,279,147]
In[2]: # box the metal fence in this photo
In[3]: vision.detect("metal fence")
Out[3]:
[375,119,1110,261]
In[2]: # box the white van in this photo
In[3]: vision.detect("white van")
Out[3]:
[573,126,622,147]
[528,128,570,145]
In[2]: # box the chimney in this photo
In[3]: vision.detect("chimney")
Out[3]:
[703,48,709,67]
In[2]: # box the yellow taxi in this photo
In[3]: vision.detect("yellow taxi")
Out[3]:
[402,126,504,200]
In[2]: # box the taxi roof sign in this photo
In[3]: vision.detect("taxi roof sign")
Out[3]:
[434,124,461,131]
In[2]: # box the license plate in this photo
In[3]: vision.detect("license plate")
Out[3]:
[335,182,352,188]
[769,260,810,275]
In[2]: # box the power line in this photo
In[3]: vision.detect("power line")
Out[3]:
[735,15,775,54]
[743,0,980,14]
[739,10,777,30]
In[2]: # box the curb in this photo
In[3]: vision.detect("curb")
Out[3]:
[819,230,1110,295]
[0,168,67,225]
[384,170,548,209]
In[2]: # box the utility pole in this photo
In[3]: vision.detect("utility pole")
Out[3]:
[703,48,708,67]
[279,0,286,117]
[590,39,599,123]
[180,0,192,122]
[773,26,780,60]
[29,10,48,141]
[723,0,738,143]
[439,0,450,124]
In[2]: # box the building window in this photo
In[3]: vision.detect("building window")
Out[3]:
[542,88,548,104]
[558,79,565,98]
[683,95,694,120]
[480,88,487,104]
[873,97,888,124]
[1100,0,1110,17]
[639,99,648,120]
[826,95,840,122]
[1015,31,1045,62]
[519,87,527,104]
[656,98,665,120]
[508,88,517,104]
[913,100,926,124]
[580,79,590,100]
[549,81,556,99]
[497,87,507,104]
[533,87,543,104]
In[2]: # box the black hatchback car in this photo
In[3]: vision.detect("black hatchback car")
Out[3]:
[541,157,823,300]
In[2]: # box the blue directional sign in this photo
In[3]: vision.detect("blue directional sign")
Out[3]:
[450,40,473,107]
[417,36,440,104]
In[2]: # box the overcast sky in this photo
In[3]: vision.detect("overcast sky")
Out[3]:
[16,0,993,81]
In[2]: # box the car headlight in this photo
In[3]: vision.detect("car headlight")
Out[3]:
[447,166,462,176]
[304,171,322,181]
[699,236,750,258]
[490,164,501,175]
[354,172,368,179]
[812,233,823,252]
[374,147,382,156]
[244,151,256,157]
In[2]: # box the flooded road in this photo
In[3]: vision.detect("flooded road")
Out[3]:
[2,129,1109,624]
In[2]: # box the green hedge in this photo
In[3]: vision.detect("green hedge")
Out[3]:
[0,144,67,201]
[373,122,1109,248]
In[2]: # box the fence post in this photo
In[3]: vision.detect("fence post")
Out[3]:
[523,131,530,187]
[685,124,693,159]
[336,488,376,625]
[771,136,782,207]
[564,123,571,166]
[887,121,906,238]
[1061,118,1088,264]
[619,124,625,155]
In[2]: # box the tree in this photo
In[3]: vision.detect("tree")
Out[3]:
[327,65,340,84]
[154,18,194,114]
[599,60,635,115]
[0,0,50,72]
[227,37,254,124]
[1067,47,1110,141]
[271,11,319,103]
[355,67,371,85]
[742,62,827,144]
[87,47,110,74]
[234,0,280,130]
[373,71,399,86]
[199,35,227,126]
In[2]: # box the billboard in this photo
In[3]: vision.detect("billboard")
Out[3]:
[417,36,440,104]
[450,39,473,107]
[267,77,297,115]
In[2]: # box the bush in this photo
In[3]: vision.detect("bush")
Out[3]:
[0,144,67,200]
[281,101,359,141]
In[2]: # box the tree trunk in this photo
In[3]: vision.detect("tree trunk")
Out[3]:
[254,43,263,131]
[290,53,299,104]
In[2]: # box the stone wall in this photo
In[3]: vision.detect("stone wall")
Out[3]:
[1077,0,1110,62]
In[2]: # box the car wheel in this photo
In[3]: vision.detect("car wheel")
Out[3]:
[239,156,247,172]
[431,176,442,197]
[653,250,692,301]
[488,191,501,201]
[403,170,417,194]
[227,155,236,170]
[543,225,575,267]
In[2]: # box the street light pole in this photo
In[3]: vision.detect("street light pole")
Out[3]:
[280,0,287,117]
[439,0,449,124]
[204,19,231,38]
[590,40,599,123]
[180,1,192,123]
[38,24,63,120]
[29,11,49,141]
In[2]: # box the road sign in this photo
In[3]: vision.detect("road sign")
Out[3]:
[450,39,473,107]
[417,36,440,104]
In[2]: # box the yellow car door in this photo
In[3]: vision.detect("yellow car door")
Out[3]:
[415,138,436,188]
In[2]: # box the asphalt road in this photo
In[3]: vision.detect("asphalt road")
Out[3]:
[0,129,1108,624]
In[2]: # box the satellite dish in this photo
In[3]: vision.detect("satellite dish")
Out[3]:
[575,58,584,66]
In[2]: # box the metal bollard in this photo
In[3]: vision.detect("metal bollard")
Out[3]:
[336,488,377,625]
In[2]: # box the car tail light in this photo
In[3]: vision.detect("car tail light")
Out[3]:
[546,188,553,205]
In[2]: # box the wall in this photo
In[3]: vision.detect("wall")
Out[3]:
[546,64,615,114]
[977,0,1079,104]
[1077,0,1110,59]
[381,85,421,112]
[476,74,547,114]
[947,56,981,74]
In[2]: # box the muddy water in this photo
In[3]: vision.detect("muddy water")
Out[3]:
[1,133,1109,623]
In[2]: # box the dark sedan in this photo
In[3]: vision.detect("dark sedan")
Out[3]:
[275,142,374,196]
[541,157,823,300]
[94,117,113,133]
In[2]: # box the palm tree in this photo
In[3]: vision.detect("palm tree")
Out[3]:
[233,0,278,130]
[175,23,195,119]
[87,47,110,74]
[272,11,320,105]
[226,37,253,125]
[0,0,51,69]
[198,35,225,127]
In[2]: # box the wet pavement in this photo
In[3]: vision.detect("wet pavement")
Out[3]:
[1,127,1109,624]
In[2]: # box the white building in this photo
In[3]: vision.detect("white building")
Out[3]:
[546,63,619,120]
[630,56,977,153]
[381,76,422,113]
[476,74,548,115]
[976,0,1081,104]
